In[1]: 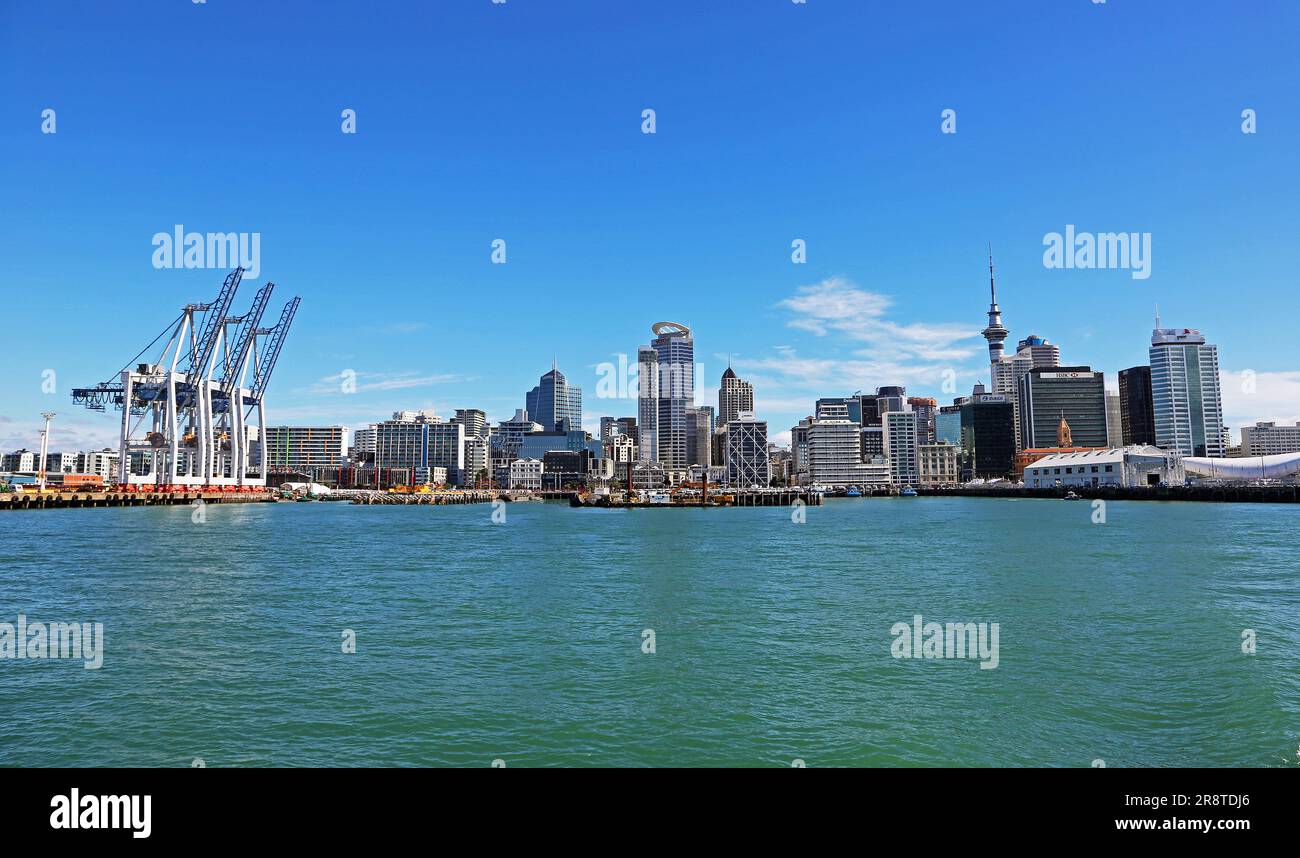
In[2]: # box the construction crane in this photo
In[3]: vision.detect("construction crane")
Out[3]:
[70,269,300,489]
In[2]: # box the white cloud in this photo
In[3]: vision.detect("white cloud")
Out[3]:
[779,276,981,362]
[1221,369,1300,432]
[294,371,466,396]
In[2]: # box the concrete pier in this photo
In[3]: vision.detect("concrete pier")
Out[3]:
[0,491,275,510]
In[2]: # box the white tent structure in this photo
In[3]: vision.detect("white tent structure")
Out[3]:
[1184,452,1300,480]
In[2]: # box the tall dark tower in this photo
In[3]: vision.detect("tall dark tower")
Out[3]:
[981,248,1009,370]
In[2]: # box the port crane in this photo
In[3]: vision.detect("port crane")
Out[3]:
[71,268,300,488]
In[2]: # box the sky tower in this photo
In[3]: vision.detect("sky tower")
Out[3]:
[981,247,1009,369]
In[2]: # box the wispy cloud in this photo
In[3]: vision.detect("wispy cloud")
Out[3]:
[779,276,981,362]
[294,371,468,396]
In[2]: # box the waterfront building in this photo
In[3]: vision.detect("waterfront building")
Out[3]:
[721,412,769,488]
[1024,446,1185,489]
[808,402,875,487]
[1105,392,1123,447]
[1149,325,1225,457]
[936,405,962,447]
[1018,367,1108,449]
[718,365,754,427]
[1,449,36,473]
[1118,366,1156,446]
[509,458,543,490]
[376,412,465,486]
[464,436,491,487]
[517,430,603,462]
[959,393,1016,480]
[79,448,120,481]
[607,433,637,465]
[1241,422,1300,456]
[883,410,919,487]
[638,322,694,468]
[907,397,936,445]
[43,452,79,473]
[525,363,582,432]
[1012,416,1104,479]
[263,426,349,471]
[918,442,961,487]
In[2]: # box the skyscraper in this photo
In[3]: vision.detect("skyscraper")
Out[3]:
[525,363,582,433]
[636,346,659,463]
[718,365,754,427]
[722,411,769,487]
[1118,366,1156,446]
[637,323,691,467]
[1017,367,1108,449]
[1149,324,1224,457]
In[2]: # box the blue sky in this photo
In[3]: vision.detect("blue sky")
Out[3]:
[2,0,1298,451]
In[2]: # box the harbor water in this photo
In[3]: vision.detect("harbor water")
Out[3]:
[1,497,1297,767]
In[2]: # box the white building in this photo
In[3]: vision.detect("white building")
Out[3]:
[1,450,36,473]
[262,426,349,470]
[1149,326,1224,458]
[80,448,121,481]
[883,411,919,487]
[509,458,543,490]
[1023,446,1185,489]
[807,402,875,487]
[1241,422,1300,456]
[718,366,755,427]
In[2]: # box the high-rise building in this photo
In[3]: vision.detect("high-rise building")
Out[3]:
[351,425,377,458]
[790,417,812,480]
[452,409,488,440]
[1105,393,1123,447]
[263,426,349,471]
[615,416,637,443]
[874,386,907,417]
[525,363,582,433]
[1241,422,1300,456]
[1149,325,1224,457]
[639,322,694,468]
[599,417,618,442]
[1015,334,1061,368]
[686,405,714,467]
[722,412,769,488]
[1018,367,1108,450]
[883,410,919,487]
[808,402,877,486]
[936,405,963,447]
[376,411,464,485]
[959,393,1016,480]
[907,397,936,445]
[718,365,754,427]
[1118,365,1157,446]
[636,346,659,463]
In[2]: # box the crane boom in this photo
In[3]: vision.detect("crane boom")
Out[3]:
[251,296,300,401]
[186,267,243,385]
[220,282,274,394]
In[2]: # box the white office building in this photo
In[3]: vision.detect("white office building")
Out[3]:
[509,458,543,490]
[1149,326,1224,458]
[807,402,875,487]
[883,410,919,487]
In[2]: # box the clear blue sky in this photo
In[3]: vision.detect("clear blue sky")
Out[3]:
[3,0,1298,451]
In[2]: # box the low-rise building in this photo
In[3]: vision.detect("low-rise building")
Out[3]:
[918,443,960,487]
[509,458,543,490]
[1241,421,1300,457]
[1023,446,1185,489]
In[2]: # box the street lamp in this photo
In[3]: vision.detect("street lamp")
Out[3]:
[38,412,56,491]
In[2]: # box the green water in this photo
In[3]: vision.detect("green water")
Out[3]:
[1,497,1297,767]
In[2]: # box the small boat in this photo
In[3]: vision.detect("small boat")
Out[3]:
[844,486,862,497]
[1063,491,1081,500]
[899,486,918,497]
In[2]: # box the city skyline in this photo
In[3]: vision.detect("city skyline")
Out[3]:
[4,1,1299,451]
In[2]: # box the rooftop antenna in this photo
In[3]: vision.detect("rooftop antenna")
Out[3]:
[987,242,997,305]
[1154,304,1161,329]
